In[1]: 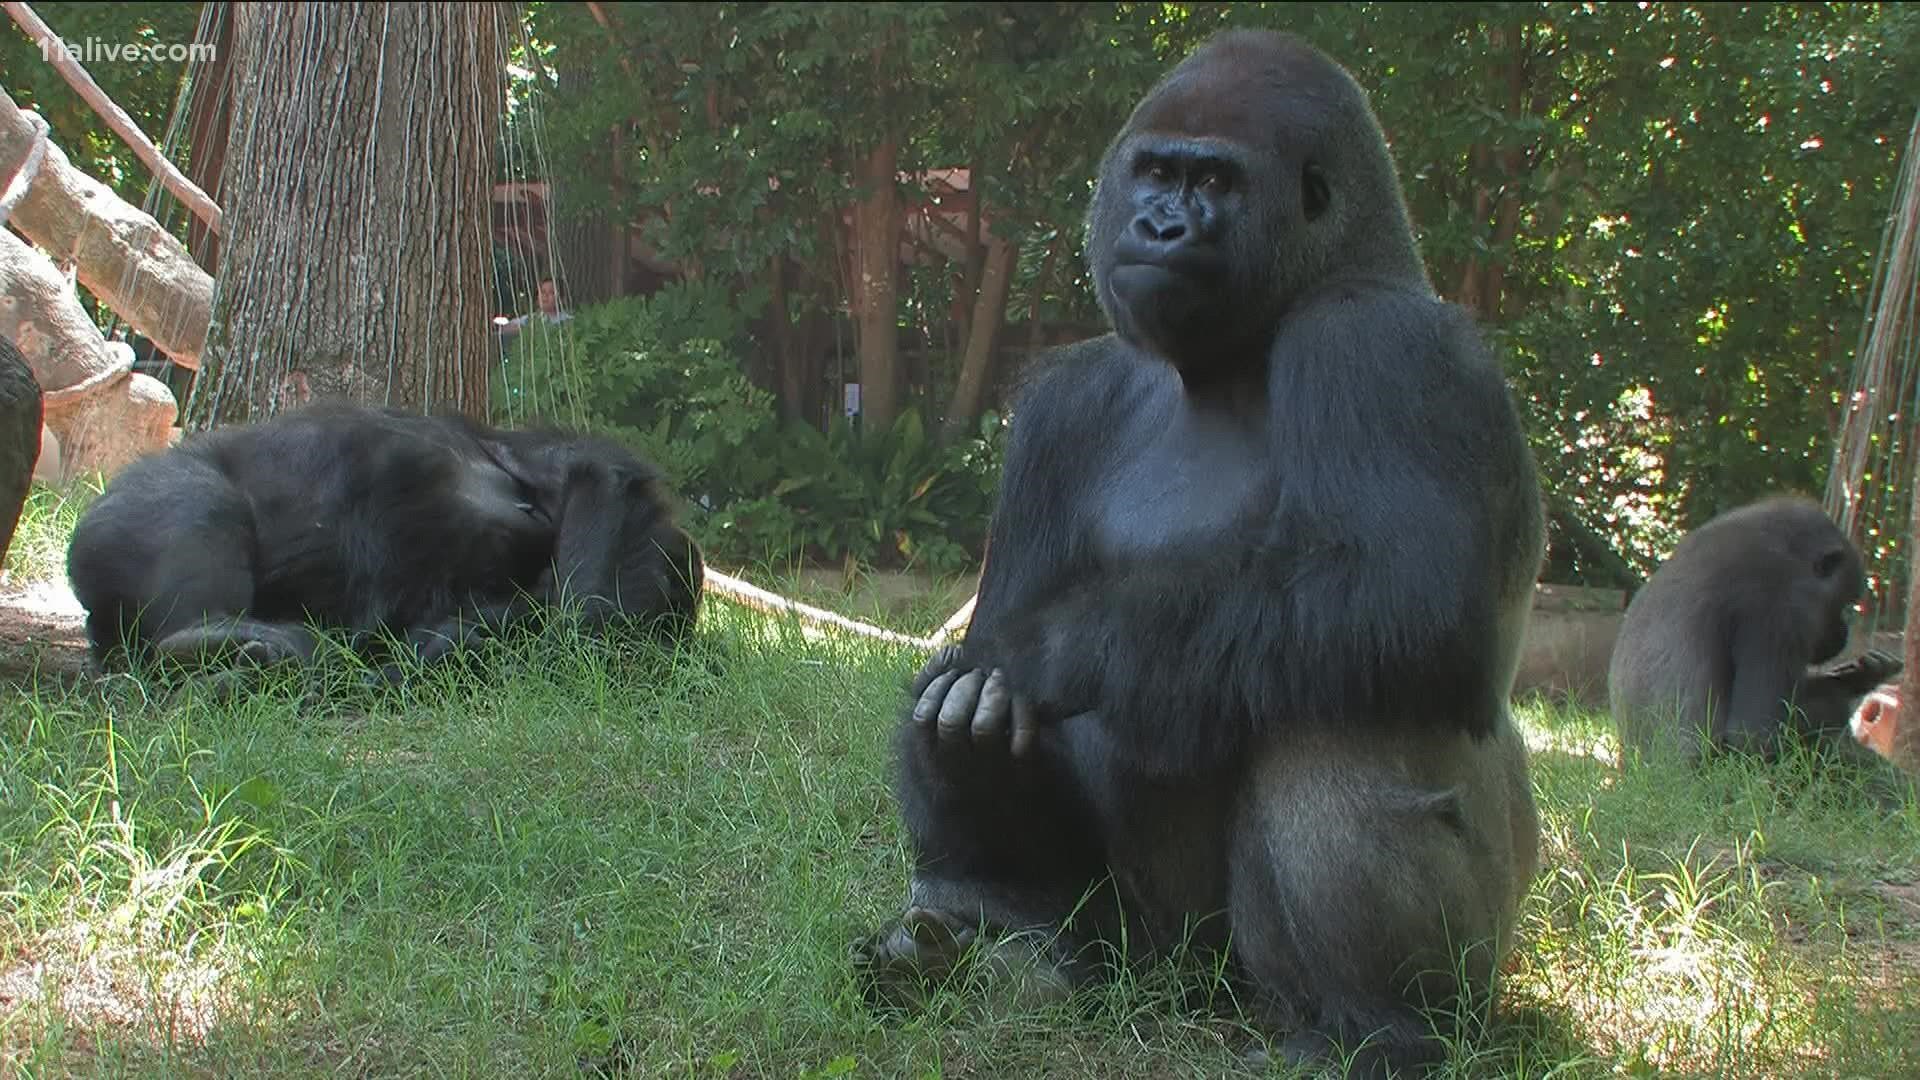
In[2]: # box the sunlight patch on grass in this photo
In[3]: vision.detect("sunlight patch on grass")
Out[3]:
[1515,696,1621,768]
[0,701,300,1066]
[1516,835,1812,1073]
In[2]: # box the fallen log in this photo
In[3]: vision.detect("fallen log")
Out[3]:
[0,88,214,371]
[0,227,176,483]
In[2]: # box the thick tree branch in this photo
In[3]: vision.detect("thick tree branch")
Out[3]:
[0,89,215,370]
[2,1,224,235]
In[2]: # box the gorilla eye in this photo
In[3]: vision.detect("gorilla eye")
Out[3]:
[1814,549,1847,577]
[1145,161,1174,184]
[1302,164,1331,220]
[1197,170,1229,194]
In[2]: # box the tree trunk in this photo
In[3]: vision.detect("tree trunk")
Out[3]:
[851,139,902,434]
[942,229,1015,441]
[188,2,507,429]
[185,2,235,274]
[769,255,806,424]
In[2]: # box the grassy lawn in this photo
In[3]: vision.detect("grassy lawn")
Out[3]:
[3,486,1918,1078]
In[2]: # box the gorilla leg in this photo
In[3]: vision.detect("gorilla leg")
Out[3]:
[153,619,320,668]
[66,452,291,668]
[858,657,1121,1005]
[1228,721,1538,1077]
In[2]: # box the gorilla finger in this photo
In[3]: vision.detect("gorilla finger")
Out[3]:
[913,669,962,728]
[971,668,1011,744]
[937,670,987,743]
[1010,696,1039,758]
[910,644,965,698]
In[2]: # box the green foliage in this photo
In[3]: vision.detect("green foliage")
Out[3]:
[20,3,1917,584]
[706,408,1004,575]
[493,283,1003,574]
[520,1,1919,587]
[492,280,777,499]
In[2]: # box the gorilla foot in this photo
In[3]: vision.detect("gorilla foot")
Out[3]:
[1278,1011,1445,1080]
[153,621,320,671]
[852,905,1076,1017]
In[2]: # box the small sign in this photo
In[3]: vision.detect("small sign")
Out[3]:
[843,383,861,418]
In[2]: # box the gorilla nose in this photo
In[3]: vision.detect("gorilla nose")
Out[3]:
[1132,213,1188,245]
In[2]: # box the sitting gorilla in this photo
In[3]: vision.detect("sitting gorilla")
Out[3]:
[67,400,703,678]
[1607,495,1900,766]
[856,30,1543,1078]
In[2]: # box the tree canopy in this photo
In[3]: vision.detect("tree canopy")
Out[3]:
[9,1,1916,586]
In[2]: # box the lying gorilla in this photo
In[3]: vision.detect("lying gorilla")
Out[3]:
[68,401,703,678]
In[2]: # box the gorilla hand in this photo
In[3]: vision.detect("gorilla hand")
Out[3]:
[1821,647,1904,691]
[910,644,1041,758]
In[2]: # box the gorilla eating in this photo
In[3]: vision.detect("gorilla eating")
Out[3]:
[855,30,1544,1077]
[67,400,704,680]
[1607,495,1901,767]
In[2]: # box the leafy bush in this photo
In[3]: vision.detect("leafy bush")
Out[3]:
[490,281,780,502]
[490,281,1005,576]
[705,408,1005,574]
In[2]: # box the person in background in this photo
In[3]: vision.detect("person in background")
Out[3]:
[497,277,572,340]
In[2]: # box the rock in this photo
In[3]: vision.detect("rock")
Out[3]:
[32,422,59,484]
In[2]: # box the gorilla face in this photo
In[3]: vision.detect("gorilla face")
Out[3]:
[1101,140,1252,358]
[1810,541,1868,664]
[1083,32,1413,383]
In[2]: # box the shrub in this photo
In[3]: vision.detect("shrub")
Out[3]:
[490,281,1004,575]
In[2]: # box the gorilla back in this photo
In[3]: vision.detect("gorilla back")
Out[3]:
[860,30,1543,1078]
[68,401,703,674]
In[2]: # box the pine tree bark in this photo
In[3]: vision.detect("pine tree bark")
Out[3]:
[188,2,507,428]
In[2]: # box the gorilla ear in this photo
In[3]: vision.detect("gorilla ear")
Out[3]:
[1302,164,1331,221]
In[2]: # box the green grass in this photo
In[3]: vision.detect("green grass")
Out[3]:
[2,505,1918,1077]
[3,480,101,587]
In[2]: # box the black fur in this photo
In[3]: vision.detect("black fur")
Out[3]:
[0,334,41,565]
[67,401,702,677]
[1608,494,1898,764]
[858,31,1543,1078]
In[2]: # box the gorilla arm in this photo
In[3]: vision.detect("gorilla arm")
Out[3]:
[1721,594,1837,754]
[906,345,1120,756]
[971,295,1530,777]
[979,496,1502,778]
